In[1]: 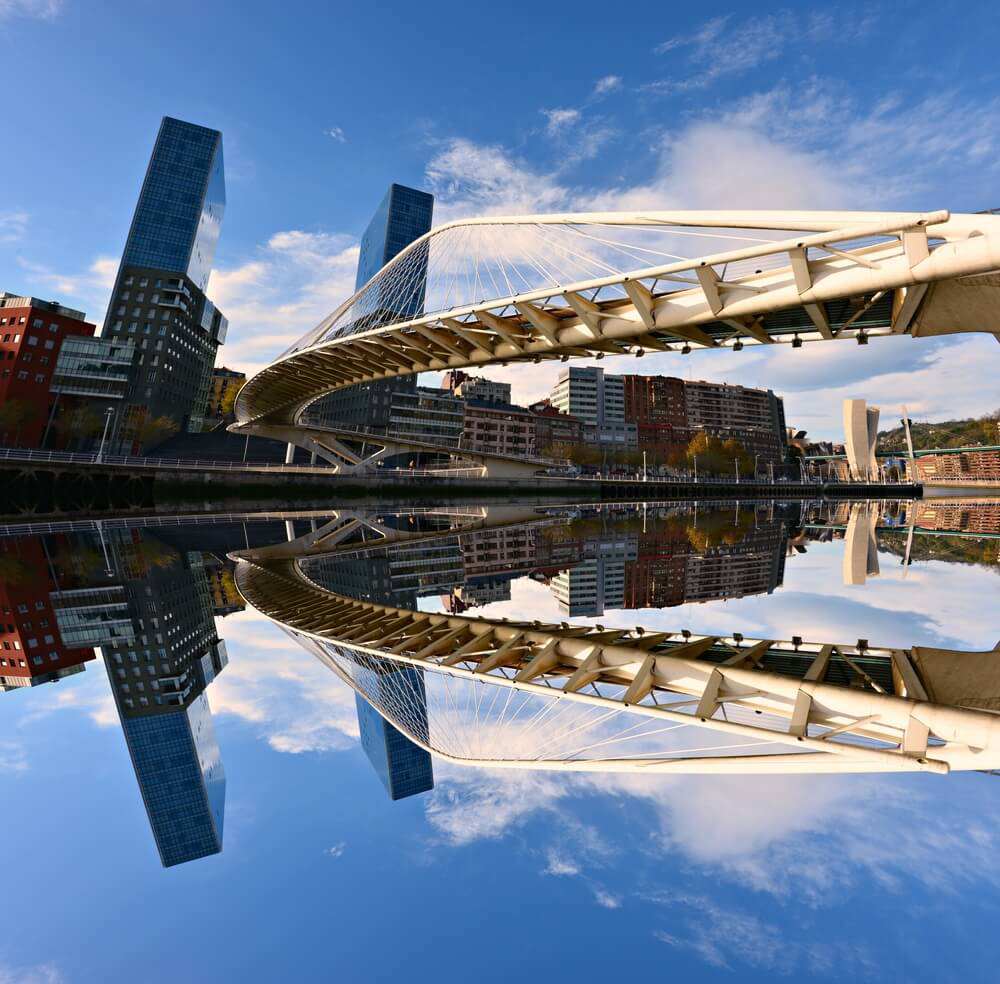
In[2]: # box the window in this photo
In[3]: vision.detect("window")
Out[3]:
[124,275,133,286]
[139,278,148,287]
[39,356,49,366]
[48,323,58,333]
[116,306,125,316]
[26,335,37,346]
[32,318,43,329]
[112,320,122,331]
[21,352,31,363]
[49,652,59,661]
[44,634,54,645]
[34,373,45,384]
[27,638,38,649]
[15,370,27,380]
[128,323,136,334]
[32,654,43,666]
[12,333,19,342]
[43,339,54,350]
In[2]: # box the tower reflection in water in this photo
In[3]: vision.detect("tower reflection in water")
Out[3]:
[2,498,999,867]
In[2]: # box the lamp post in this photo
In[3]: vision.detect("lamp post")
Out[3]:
[96,406,114,463]
[734,457,739,483]
[754,453,760,481]
[693,455,698,483]
[642,450,647,482]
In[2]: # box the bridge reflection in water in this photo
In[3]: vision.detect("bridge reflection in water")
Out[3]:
[4,499,1000,869]
[231,500,1000,779]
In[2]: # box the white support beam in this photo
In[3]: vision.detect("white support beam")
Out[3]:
[695,266,723,315]
[622,279,657,328]
[477,310,528,352]
[514,301,562,347]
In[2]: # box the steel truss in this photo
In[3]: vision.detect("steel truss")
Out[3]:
[234,210,1000,428]
[233,557,1000,775]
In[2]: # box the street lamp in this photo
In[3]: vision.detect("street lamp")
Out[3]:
[734,457,739,483]
[642,450,647,482]
[754,453,760,481]
[96,406,115,463]
[693,455,698,482]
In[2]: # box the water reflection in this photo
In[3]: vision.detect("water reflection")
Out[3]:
[1,497,999,870]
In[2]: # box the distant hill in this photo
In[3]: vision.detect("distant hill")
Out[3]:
[878,412,1000,452]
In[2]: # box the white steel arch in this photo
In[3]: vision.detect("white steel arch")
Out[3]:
[233,209,1000,432]
[233,554,1000,777]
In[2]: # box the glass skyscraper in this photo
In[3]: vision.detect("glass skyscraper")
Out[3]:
[310,183,433,432]
[120,117,225,292]
[102,117,228,445]
[354,661,434,801]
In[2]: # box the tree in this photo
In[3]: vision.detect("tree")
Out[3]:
[51,403,103,449]
[0,398,41,445]
[128,414,179,450]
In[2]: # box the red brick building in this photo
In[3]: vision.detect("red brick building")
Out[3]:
[529,401,584,454]
[0,537,96,693]
[0,292,95,448]
[622,375,689,458]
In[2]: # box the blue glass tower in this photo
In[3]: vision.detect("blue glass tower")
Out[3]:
[121,692,226,867]
[311,183,433,431]
[102,117,228,444]
[120,117,225,293]
[354,661,434,801]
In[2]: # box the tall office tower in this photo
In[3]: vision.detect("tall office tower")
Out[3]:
[311,183,433,431]
[354,660,434,801]
[0,292,95,448]
[95,533,228,866]
[550,366,637,450]
[102,117,228,446]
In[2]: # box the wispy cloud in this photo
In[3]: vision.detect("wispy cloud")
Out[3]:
[325,841,347,858]
[650,893,875,975]
[543,848,581,877]
[593,75,622,96]
[541,107,581,136]
[0,961,64,984]
[647,11,876,94]
[593,888,621,909]
[0,739,28,775]
[0,210,29,242]
[0,0,61,20]
[324,126,347,144]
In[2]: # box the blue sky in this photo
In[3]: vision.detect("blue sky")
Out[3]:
[4,524,1000,983]
[3,0,1000,437]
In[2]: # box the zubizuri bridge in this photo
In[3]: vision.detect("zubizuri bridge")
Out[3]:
[232,209,1000,477]
[230,507,1000,776]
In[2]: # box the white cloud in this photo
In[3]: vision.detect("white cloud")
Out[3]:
[593,75,622,95]
[325,127,347,144]
[0,739,28,775]
[648,11,875,94]
[325,841,347,858]
[0,963,64,984]
[541,107,581,136]
[206,611,360,754]
[0,210,28,242]
[207,231,359,377]
[543,848,580,876]
[14,254,118,326]
[0,0,61,20]
[593,888,621,909]
[650,893,875,974]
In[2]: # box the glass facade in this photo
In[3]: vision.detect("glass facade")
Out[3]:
[310,183,432,428]
[120,118,225,292]
[50,336,136,399]
[354,660,434,801]
[121,694,225,867]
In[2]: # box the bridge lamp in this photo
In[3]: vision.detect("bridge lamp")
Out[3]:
[681,344,692,355]
[733,340,744,351]
[560,354,569,362]
[857,332,869,345]
[635,348,645,358]
[595,352,605,360]
[791,334,803,348]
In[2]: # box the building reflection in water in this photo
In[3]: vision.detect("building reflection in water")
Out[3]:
[2,498,1000,864]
